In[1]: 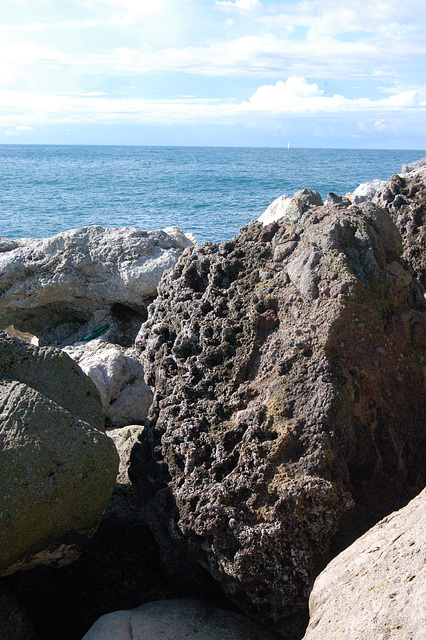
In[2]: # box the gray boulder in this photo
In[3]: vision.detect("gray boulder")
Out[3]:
[0,225,194,345]
[0,331,119,576]
[303,487,426,640]
[81,599,277,640]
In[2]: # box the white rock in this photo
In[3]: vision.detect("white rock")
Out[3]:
[64,341,152,429]
[0,225,194,340]
[347,178,387,204]
[81,599,275,640]
[258,190,323,226]
[303,487,426,640]
[258,194,292,225]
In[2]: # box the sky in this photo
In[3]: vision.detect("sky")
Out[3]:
[0,0,425,148]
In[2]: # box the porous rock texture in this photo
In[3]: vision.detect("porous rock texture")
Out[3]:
[303,486,426,640]
[132,199,426,636]
[0,331,119,576]
[82,599,277,640]
[0,225,194,346]
[372,162,426,288]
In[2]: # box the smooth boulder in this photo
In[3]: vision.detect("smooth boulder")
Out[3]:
[81,599,277,640]
[0,331,119,576]
[64,341,152,429]
[303,487,426,640]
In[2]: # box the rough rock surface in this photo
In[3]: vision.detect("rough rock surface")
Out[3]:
[258,189,323,226]
[81,599,277,640]
[108,426,145,484]
[372,163,426,287]
[64,341,153,429]
[0,331,119,576]
[132,200,426,636]
[303,487,426,640]
[0,225,194,345]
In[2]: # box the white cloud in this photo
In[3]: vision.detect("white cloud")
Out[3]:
[217,0,261,10]
[243,78,422,113]
[0,78,424,133]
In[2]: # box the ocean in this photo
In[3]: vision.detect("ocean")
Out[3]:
[0,145,425,244]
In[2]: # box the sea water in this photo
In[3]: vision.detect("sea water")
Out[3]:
[0,145,424,244]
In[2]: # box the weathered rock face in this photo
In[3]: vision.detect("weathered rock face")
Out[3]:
[63,341,153,429]
[303,486,426,640]
[0,225,194,345]
[372,163,426,288]
[258,189,323,226]
[82,599,277,640]
[0,331,119,576]
[131,200,425,635]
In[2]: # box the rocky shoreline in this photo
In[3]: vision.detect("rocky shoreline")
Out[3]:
[0,158,425,639]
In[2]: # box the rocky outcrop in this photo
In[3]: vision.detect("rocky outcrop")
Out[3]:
[372,163,426,288]
[258,189,323,226]
[63,341,153,429]
[0,225,194,346]
[0,331,119,576]
[82,599,277,640]
[303,486,426,640]
[131,200,425,636]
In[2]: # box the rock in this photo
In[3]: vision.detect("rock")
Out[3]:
[0,225,194,345]
[372,163,426,287]
[402,156,426,173]
[108,426,145,484]
[303,487,426,640]
[347,178,387,203]
[258,194,292,225]
[325,193,351,207]
[259,190,323,226]
[81,599,277,640]
[0,331,119,576]
[63,341,153,429]
[131,202,426,637]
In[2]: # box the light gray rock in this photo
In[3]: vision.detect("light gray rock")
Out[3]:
[287,246,321,300]
[0,225,194,344]
[258,194,292,225]
[64,341,152,429]
[107,425,145,484]
[303,487,426,640]
[402,156,426,174]
[347,178,387,203]
[0,331,119,576]
[81,599,277,640]
[259,189,322,226]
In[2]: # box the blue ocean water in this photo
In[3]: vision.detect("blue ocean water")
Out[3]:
[0,145,425,244]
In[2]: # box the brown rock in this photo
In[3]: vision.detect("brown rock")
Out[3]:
[131,202,426,637]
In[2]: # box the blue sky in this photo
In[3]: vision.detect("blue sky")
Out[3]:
[0,0,425,148]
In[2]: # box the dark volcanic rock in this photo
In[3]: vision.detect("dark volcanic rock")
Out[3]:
[373,164,426,287]
[131,203,426,636]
